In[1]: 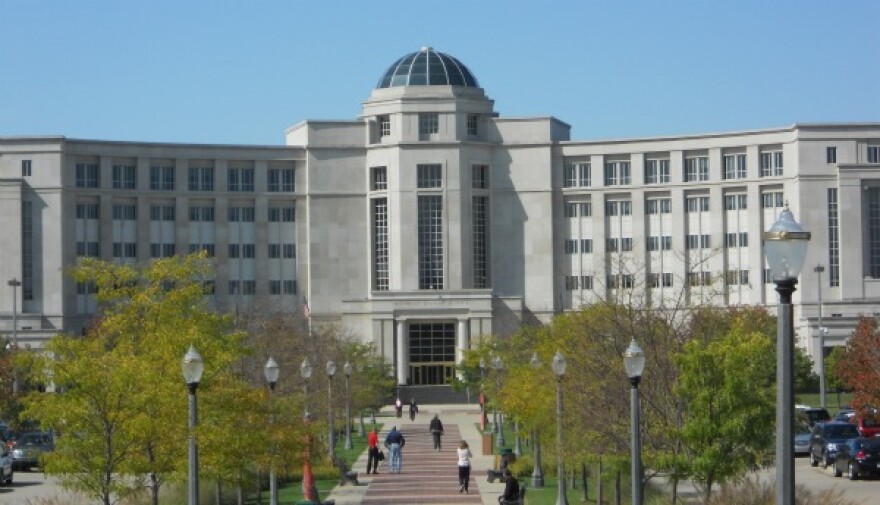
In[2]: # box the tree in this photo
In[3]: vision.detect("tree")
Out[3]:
[673,312,775,502]
[20,254,251,505]
[834,316,880,412]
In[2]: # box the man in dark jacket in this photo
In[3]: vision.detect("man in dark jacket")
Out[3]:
[384,426,405,473]
[499,469,520,504]
[429,414,444,451]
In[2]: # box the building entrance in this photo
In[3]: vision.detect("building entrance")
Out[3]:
[408,322,455,385]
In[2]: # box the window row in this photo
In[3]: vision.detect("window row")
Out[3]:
[101,205,295,223]
[97,242,297,260]
[565,270,752,291]
[75,163,295,192]
[562,232,756,253]
[565,192,777,217]
[563,151,784,188]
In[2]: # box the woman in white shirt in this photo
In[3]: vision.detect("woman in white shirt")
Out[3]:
[457,440,473,493]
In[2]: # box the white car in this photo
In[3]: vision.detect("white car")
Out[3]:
[0,444,13,485]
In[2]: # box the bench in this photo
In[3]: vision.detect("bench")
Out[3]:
[498,484,527,505]
[487,468,504,483]
[334,457,360,486]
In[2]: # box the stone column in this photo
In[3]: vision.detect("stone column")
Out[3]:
[396,320,407,385]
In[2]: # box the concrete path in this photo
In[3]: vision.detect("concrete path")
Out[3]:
[327,404,507,505]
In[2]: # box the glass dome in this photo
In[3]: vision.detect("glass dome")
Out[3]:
[376,47,479,89]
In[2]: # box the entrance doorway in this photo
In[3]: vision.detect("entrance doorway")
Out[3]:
[408,322,455,385]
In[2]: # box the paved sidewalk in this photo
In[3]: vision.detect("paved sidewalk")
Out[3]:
[327,404,507,505]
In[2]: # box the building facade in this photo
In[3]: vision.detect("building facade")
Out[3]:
[2,47,879,385]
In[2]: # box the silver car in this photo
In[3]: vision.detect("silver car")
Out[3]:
[0,444,13,485]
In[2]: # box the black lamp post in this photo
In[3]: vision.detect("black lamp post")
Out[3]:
[182,346,204,505]
[763,207,810,505]
[623,340,646,505]
[493,355,506,447]
[263,357,280,505]
[552,351,568,505]
[326,360,337,459]
[343,361,353,450]
[530,352,544,488]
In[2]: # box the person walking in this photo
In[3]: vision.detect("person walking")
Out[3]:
[384,425,405,473]
[429,414,444,451]
[366,427,381,474]
[457,440,473,493]
[409,398,418,421]
[395,397,403,418]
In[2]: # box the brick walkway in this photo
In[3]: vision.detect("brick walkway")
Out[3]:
[362,423,481,504]
[327,404,506,505]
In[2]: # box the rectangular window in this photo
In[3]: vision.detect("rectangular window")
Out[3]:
[76,203,99,219]
[268,168,295,192]
[112,204,137,220]
[418,195,444,289]
[867,187,880,277]
[268,244,281,259]
[188,166,214,191]
[150,205,175,221]
[228,244,240,258]
[189,206,214,222]
[188,243,214,257]
[868,146,880,163]
[686,196,710,212]
[723,153,747,180]
[827,147,837,164]
[564,162,590,188]
[419,113,439,135]
[228,206,255,222]
[473,164,489,189]
[75,163,99,188]
[268,206,295,222]
[760,151,784,176]
[564,239,578,254]
[379,115,390,137]
[417,164,443,188]
[21,160,32,177]
[112,164,137,189]
[762,192,784,208]
[283,280,296,294]
[724,194,748,210]
[473,196,489,288]
[228,281,240,295]
[150,165,174,190]
[373,198,389,290]
[684,156,709,182]
[227,167,255,192]
[21,201,33,299]
[467,114,479,136]
[646,199,672,214]
[371,166,387,191]
[828,188,839,286]
[269,280,282,295]
[604,161,630,186]
[645,159,670,184]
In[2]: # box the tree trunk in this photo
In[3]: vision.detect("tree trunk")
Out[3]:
[597,458,603,505]
[581,462,588,502]
[614,469,621,505]
[671,477,678,505]
[151,472,159,505]
[571,468,577,489]
[703,477,713,505]
[215,480,222,505]
[256,471,263,504]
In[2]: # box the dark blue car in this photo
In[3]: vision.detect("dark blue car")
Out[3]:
[833,437,880,480]
[810,422,861,468]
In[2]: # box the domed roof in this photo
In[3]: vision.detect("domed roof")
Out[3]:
[376,47,479,89]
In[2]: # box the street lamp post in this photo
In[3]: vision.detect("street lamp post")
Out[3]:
[623,340,646,505]
[343,361,353,450]
[326,360,337,459]
[814,264,827,409]
[493,356,506,448]
[264,357,280,505]
[530,352,544,488]
[763,207,811,505]
[7,278,21,395]
[552,351,568,505]
[479,358,487,432]
[181,346,204,505]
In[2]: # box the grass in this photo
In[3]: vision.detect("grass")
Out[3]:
[795,391,853,413]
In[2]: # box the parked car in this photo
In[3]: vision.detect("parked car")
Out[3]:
[833,409,856,422]
[10,432,54,471]
[0,444,12,485]
[833,437,880,480]
[810,421,861,468]
[799,407,831,427]
[855,416,880,438]
[794,423,812,456]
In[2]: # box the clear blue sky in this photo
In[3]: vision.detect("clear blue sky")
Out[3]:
[2,0,878,145]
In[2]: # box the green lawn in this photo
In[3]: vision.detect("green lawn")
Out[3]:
[795,391,853,413]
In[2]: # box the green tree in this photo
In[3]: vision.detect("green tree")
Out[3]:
[674,314,775,502]
[21,255,251,505]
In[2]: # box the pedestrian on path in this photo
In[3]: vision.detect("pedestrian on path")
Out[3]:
[366,427,381,474]
[498,469,520,504]
[395,397,403,418]
[429,414,444,451]
[457,439,473,494]
[384,425,405,473]
[409,398,418,421]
